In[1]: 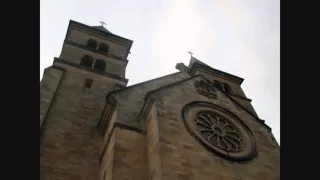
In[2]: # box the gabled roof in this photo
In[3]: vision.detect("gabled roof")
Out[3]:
[91,25,112,33]
[188,56,244,85]
[188,56,212,69]
[107,72,187,98]
[143,74,271,132]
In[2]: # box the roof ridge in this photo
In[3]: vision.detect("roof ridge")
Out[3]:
[107,72,185,98]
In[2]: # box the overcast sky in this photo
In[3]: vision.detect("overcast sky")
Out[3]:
[41,0,280,142]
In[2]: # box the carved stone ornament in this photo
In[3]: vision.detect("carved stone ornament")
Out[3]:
[175,62,189,72]
[182,101,257,161]
[194,78,218,99]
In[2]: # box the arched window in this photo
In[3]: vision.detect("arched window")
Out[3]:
[94,59,106,71]
[87,39,98,49]
[223,83,232,94]
[80,55,94,68]
[98,43,109,53]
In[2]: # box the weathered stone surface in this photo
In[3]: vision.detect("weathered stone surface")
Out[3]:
[40,64,119,180]
[40,67,63,128]
[111,72,190,129]
[144,76,280,180]
[40,20,279,180]
[112,127,148,180]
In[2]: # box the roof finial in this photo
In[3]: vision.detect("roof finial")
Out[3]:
[99,21,107,27]
[187,51,194,57]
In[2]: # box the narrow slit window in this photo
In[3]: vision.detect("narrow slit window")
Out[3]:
[84,79,93,89]
[103,171,106,180]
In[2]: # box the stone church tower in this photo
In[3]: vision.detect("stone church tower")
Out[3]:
[40,20,280,180]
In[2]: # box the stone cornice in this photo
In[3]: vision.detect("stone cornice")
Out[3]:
[67,20,133,46]
[64,40,129,65]
[53,57,129,84]
[217,87,271,132]
[229,93,252,102]
[189,63,244,85]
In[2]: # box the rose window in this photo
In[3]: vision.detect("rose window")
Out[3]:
[182,102,257,161]
[195,111,242,152]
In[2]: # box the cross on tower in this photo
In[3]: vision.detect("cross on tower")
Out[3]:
[187,51,194,56]
[99,21,107,27]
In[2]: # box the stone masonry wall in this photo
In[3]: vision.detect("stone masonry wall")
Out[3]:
[198,72,258,117]
[100,130,115,180]
[99,105,118,180]
[40,67,64,129]
[145,103,162,180]
[149,76,279,180]
[196,70,246,98]
[40,64,121,180]
[66,29,128,59]
[112,127,148,180]
[112,72,190,130]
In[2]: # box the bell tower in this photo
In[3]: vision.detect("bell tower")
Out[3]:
[59,20,132,79]
[40,20,133,179]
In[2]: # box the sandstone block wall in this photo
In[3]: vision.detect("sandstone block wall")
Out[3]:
[40,64,121,180]
[112,72,190,130]
[40,67,64,129]
[196,71,246,98]
[145,104,162,180]
[148,76,279,180]
[198,72,258,117]
[112,127,148,180]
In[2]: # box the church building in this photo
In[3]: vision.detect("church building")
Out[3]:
[40,20,280,180]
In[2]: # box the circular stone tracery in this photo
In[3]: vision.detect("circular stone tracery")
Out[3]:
[182,102,257,161]
[195,111,242,152]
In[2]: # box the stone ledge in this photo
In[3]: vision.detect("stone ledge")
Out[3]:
[53,57,129,84]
